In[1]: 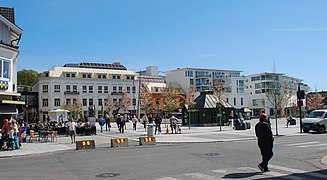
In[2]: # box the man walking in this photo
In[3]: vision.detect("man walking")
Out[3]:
[105,113,111,131]
[154,114,162,134]
[255,113,274,173]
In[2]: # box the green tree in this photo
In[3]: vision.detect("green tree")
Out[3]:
[17,69,39,92]
[139,84,154,116]
[161,83,182,116]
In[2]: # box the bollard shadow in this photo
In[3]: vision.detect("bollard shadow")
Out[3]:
[223,172,261,179]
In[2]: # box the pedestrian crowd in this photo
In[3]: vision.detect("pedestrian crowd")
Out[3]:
[1,118,25,151]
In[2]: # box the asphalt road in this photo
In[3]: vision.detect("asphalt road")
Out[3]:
[1,133,327,180]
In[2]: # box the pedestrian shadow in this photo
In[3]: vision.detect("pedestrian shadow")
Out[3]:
[223,172,261,179]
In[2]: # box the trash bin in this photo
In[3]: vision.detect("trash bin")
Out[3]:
[147,123,154,137]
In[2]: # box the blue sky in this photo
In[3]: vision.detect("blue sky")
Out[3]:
[2,0,327,91]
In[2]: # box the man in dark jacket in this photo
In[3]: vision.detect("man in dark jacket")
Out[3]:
[255,113,274,173]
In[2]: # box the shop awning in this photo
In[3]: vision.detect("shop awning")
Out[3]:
[0,105,18,114]
[1,100,25,105]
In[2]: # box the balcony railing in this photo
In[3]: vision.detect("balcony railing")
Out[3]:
[64,91,80,95]
[111,92,123,95]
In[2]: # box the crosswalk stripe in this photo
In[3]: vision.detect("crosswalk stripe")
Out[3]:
[269,165,305,173]
[298,143,327,148]
[318,146,327,150]
[184,173,218,180]
[156,177,179,180]
[270,164,327,179]
[284,141,320,146]
[264,171,307,180]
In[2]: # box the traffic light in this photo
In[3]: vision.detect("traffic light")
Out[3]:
[297,90,305,100]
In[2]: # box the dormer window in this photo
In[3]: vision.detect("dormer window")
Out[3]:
[82,73,92,78]
[98,74,107,79]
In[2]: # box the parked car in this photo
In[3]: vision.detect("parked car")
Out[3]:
[302,109,327,133]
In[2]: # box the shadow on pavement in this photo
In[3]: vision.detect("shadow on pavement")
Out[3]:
[223,172,261,179]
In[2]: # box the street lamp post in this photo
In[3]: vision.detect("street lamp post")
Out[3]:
[137,71,142,120]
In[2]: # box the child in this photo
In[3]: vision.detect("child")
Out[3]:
[7,127,14,151]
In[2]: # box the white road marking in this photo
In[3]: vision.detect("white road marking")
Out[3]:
[156,177,179,180]
[269,164,327,179]
[184,173,219,180]
[298,143,327,148]
[284,141,320,146]
[264,171,307,180]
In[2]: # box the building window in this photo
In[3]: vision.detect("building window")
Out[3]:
[98,99,102,106]
[132,86,136,93]
[185,70,193,77]
[89,86,93,93]
[0,60,10,79]
[66,85,70,92]
[104,86,108,93]
[133,99,136,106]
[127,86,131,93]
[241,98,244,106]
[156,98,160,106]
[42,85,48,93]
[234,98,236,106]
[119,86,122,93]
[66,99,70,105]
[72,74,76,78]
[73,85,77,92]
[190,79,194,85]
[54,85,60,92]
[66,73,70,78]
[89,98,93,106]
[226,98,229,103]
[42,99,48,107]
[83,99,87,106]
[113,86,117,93]
[251,76,261,81]
[83,74,92,78]
[54,98,61,107]
[82,85,87,93]
[98,74,106,79]
[155,87,159,92]
[98,86,102,93]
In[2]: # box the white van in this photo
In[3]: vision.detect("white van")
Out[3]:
[302,109,327,133]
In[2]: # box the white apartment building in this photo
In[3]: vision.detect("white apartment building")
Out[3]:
[0,7,24,124]
[165,68,248,110]
[165,68,309,117]
[33,62,138,122]
[246,72,309,116]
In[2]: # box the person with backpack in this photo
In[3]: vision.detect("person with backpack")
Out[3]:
[99,116,105,133]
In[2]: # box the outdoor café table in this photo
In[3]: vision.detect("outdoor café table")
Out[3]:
[39,130,52,142]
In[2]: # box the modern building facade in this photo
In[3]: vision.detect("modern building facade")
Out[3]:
[33,62,138,122]
[165,68,309,117]
[246,72,309,116]
[0,7,24,125]
[165,68,248,110]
